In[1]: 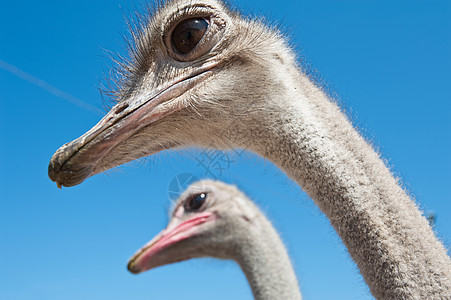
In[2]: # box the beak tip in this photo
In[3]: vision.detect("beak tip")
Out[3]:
[127,261,141,274]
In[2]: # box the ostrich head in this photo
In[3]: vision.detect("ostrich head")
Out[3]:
[128,180,261,273]
[48,0,299,187]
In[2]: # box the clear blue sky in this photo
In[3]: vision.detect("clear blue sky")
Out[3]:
[1,0,450,299]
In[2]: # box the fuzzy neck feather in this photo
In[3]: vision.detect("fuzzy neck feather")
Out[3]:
[243,64,451,299]
[234,213,302,300]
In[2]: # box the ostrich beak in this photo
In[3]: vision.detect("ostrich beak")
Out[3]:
[128,212,216,274]
[48,65,216,188]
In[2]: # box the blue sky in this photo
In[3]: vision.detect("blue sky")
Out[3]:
[0,0,450,299]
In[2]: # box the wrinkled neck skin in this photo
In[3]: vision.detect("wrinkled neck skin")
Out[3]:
[239,65,451,299]
[234,216,302,300]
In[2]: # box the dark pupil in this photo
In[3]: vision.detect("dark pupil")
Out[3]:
[172,18,208,54]
[187,193,207,211]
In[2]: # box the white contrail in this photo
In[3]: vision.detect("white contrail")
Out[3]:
[0,59,103,116]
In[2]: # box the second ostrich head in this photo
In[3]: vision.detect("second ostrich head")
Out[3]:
[129,180,269,272]
[128,180,302,300]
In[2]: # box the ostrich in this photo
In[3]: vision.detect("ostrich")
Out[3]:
[48,0,451,298]
[128,180,302,300]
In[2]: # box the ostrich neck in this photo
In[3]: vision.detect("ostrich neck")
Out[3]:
[235,217,302,300]
[246,70,451,298]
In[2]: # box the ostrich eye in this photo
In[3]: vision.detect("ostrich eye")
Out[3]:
[185,193,207,211]
[172,18,208,54]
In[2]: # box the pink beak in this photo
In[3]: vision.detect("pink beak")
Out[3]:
[48,64,217,188]
[128,212,217,274]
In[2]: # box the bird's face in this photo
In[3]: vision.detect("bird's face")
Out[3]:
[127,180,253,273]
[48,0,294,187]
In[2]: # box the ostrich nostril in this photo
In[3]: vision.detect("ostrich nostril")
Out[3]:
[115,103,129,114]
